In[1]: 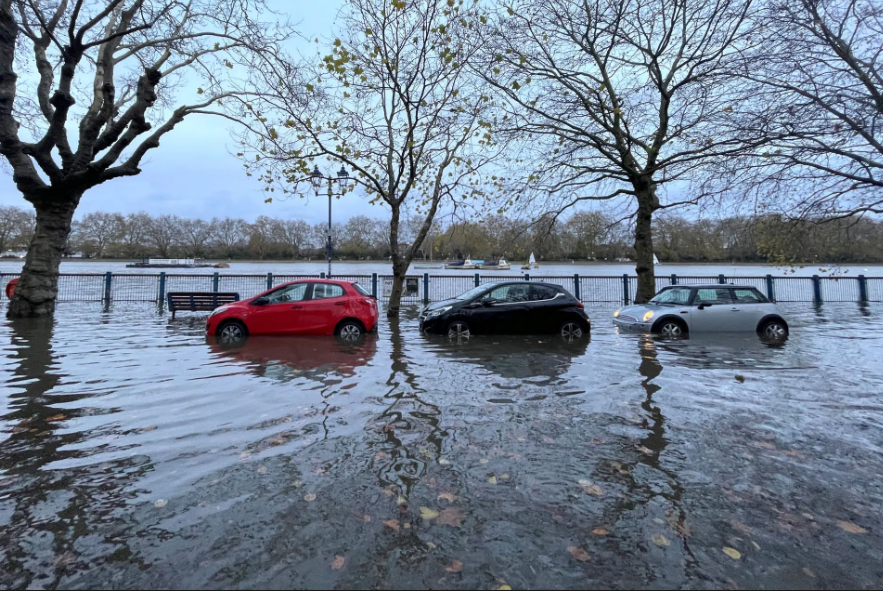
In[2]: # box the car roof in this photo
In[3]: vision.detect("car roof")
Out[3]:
[279,278,355,285]
[493,281,563,288]
[663,284,758,289]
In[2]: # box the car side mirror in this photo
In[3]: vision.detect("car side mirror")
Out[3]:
[697,303,711,310]
[252,296,270,306]
[482,299,497,307]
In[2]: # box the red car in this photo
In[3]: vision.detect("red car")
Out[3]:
[205,279,378,342]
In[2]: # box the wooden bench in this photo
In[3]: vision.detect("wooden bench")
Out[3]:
[167,292,240,319]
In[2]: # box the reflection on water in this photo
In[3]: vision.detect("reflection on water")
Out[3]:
[1,303,882,589]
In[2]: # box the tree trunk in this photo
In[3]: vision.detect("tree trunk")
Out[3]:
[633,181,659,304]
[7,196,80,318]
[386,259,407,318]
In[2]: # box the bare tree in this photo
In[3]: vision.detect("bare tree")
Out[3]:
[72,211,122,257]
[0,205,34,252]
[272,218,310,258]
[211,216,247,257]
[178,217,214,257]
[145,214,180,257]
[0,0,288,317]
[734,0,883,217]
[480,0,769,302]
[118,211,151,257]
[238,0,508,315]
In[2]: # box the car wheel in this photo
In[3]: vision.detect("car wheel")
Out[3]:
[217,320,247,345]
[447,320,471,341]
[336,320,364,342]
[656,319,687,339]
[759,319,788,341]
[560,321,585,342]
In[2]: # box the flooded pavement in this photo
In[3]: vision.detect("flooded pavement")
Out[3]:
[1,304,882,589]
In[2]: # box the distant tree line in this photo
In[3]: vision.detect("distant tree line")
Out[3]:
[1,206,880,264]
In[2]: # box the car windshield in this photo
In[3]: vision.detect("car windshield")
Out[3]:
[649,287,692,305]
[455,285,491,301]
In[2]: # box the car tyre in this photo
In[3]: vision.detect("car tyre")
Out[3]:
[560,320,586,342]
[447,320,471,342]
[217,320,248,346]
[655,318,687,339]
[335,319,365,342]
[758,318,788,341]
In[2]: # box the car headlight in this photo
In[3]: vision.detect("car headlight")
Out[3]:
[209,306,228,317]
[425,306,451,318]
[643,311,655,322]
[613,308,620,318]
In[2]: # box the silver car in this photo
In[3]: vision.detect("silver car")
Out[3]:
[613,285,789,340]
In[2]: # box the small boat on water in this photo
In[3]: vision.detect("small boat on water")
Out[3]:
[521,252,538,270]
[126,257,213,268]
[414,264,443,269]
[478,258,510,270]
[445,257,477,270]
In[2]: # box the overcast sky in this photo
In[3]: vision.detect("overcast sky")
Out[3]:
[0,0,393,225]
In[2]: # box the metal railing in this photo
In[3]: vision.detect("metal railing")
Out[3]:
[0,271,881,306]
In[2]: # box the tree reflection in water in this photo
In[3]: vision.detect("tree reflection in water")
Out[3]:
[0,319,153,589]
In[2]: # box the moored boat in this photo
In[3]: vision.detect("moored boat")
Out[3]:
[478,258,511,270]
[444,257,477,270]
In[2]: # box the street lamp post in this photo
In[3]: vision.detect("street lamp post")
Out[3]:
[310,165,351,278]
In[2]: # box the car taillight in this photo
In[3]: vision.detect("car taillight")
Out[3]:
[576,301,584,309]
[364,298,375,307]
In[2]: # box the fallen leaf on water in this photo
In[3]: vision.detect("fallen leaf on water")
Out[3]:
[498,587,512,590]
[427,542,436,549]
[331,555,345,570]
[396,496,408,506]
[436,508,464,527]
[735,374,745,383]
[637,446,653,456]
[257,466,267,474]
[722,547,741,560]
[363,514,371,522]
[445,560,463,573]
[517,436,526,442]
[383,519,400,531]
[567,546,590,562]
[501,473,510,480]
[403,523,411,529]
[803,567,816,578]
[837,520,868,534]
[438,458,451,465]
[730,519,752,534]
[651,534,671,547]
[438,492,456,503]
[487,475,497,485]
[154,499,168,508]
[420,507,439,520]
[45,414,66,422]
[579,480,603,495]
[292,480,303,489]
[480,459,489,464]
[543,437,555,444]
[592,528,609,536]
[751,541,760,550]
[304,493,317,502]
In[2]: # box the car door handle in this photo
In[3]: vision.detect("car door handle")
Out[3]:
[291,305,303,309]
[730,308,741,311]
[334,301,346,306]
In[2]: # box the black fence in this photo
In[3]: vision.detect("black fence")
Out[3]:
[1,271,881,306]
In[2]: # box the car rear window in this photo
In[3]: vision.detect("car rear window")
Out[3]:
[353,283,371,297]
[733,288,768,303]
[695,288,733,304]
[530,285,558,301]
[312,283,345,299]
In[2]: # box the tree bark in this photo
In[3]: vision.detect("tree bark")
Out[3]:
[633,180,659,304]
[7,195,80,318]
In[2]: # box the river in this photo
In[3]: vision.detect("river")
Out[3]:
[2,259,882,277]
[1,302,881,588]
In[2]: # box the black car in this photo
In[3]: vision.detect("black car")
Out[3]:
[419,281,591,339]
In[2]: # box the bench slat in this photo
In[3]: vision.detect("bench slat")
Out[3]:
[167,292,240,318]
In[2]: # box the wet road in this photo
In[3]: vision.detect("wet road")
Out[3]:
[1,304,882,589]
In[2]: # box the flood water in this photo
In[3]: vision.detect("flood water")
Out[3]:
[1,303,882,589]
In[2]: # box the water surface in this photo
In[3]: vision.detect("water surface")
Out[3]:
[1,303,882,589]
